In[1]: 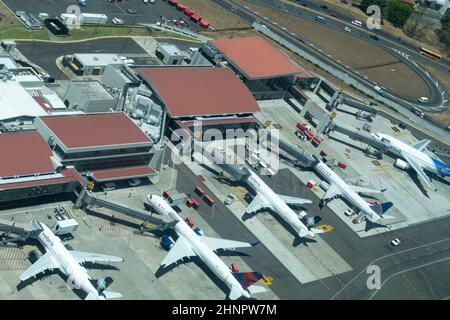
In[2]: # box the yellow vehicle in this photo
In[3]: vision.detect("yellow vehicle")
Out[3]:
[418,47,441,61]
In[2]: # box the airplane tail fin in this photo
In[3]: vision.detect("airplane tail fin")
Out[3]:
[232,271,264,290]
[370,201,394,216]
[101,290,122,300]
[85,292,102,300]
[229,285,244,300]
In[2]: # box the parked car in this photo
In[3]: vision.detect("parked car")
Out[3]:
[101,182,116,191]
[344,208,354,217]
[112,17,124,25]
[128,178,141,187]
[320,4,328,10]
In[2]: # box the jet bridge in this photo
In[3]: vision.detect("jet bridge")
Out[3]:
[328,93,377,117]
[75,188,175,230]
[0,219,42,243]
[268,132,315,168]
[324,120,390,155]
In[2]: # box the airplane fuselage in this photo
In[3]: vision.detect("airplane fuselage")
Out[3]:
[374,133,450,177]
[314,160,381,222]
[37,223,101,299]
[149,196,250,298]
[245,171,313,237]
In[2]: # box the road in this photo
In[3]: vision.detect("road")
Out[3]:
[15,37,200,80]
[226,0,447,113]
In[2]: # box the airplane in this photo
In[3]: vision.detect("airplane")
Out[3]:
[371,133,450,192]
[147,194,267,300]
[242,167,322,238]
[20,221,123,300]
[313,157,393,223]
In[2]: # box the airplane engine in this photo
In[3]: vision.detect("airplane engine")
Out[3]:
[394,159,409,170]
[319,181,330,191]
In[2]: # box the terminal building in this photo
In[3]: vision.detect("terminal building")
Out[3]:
[35,112,157,183]
[201,36,302,100]
[136,66,261,138]
[0,131,84,203]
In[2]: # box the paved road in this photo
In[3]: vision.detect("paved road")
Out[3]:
[229,0,447,112]
[165,147,450,299]
[282,0,450,71]
[16,37,200,79]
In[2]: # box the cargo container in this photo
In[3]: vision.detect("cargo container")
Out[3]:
[186,198,195,208]
[199,19,210,28]
[203,194,215,206]
[194,186,205,196]
[190,13,201,22]
[311,137,321,147]
[304,130,314,140]
[161,234,175,250]
[185,216,194,228]
[176,3,186,11]
[80,13,108,25]
[338,161,347,169]
[231,262,239,272]
[320,150,327,157]
[183,8,194,16]
[162,190,171,199]
[192,199,200,209]
[296,122,307,131]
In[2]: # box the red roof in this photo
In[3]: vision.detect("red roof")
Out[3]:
[0,168,84,190]
[0,132,54,177]
[89,165,156,182]
[181,117,258,127]
[212,36,301,79]
[138,67,260,118]
[40,113,151,149]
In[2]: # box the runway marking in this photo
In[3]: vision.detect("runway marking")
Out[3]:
[369,257,450,300]
[331,237,450,299]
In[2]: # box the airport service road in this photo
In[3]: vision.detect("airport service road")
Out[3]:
[15,37,199,79]
[164,147,450,299]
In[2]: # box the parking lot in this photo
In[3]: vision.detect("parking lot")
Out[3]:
[3,0,201,29]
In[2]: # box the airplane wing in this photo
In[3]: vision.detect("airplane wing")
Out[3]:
[322,184,340,202]
[246,194,272,213]
[202,236,254,252]
[403,154,436,191]
[350,185,384,194]
[160,238,196,268]
[411,139,431,152]
[70,251,123,264]
[278,194,312,206]
[20,252,59,281]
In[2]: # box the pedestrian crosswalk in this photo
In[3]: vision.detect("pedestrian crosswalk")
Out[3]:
[120,52,155,59]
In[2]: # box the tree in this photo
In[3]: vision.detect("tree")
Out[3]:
[385,0,414,28]
[360,0,388,17]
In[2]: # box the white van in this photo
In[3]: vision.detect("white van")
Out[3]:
[351,19,363,27]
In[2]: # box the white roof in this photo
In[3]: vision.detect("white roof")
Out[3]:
[0,56,17,70]
[0,81,46,121]
[73,54,124,67]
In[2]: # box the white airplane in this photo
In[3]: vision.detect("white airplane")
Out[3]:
[147,194,266,300]
[243,168,322,238]
[20,221,123,300]
[313,159,393,222]
[372,133,450,192]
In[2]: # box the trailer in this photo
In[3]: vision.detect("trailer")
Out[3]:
[80,13,108,25]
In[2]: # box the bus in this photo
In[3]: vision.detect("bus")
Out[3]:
[418,47,442,61]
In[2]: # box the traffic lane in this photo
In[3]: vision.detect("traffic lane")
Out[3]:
[280,0,450,68]
[16,37,147,78]
[249,0,449,71]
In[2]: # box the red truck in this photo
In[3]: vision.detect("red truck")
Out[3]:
[203,194,214,206]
